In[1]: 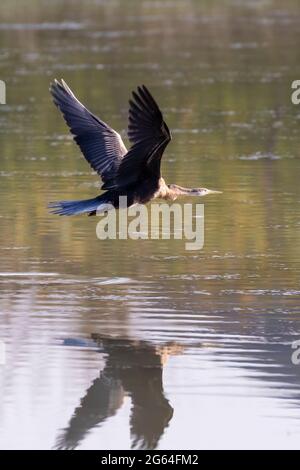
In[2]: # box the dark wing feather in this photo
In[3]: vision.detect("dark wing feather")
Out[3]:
[50,79,127,185]
[103,85,171,189]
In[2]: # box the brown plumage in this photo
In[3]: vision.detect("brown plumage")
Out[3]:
[48,80,221,216]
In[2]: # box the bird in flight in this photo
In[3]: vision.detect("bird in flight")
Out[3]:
[49,80,221,216]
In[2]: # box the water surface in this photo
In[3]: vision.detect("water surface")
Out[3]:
[0,0,300,450]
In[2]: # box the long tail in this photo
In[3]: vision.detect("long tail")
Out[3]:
[48,195,110,216]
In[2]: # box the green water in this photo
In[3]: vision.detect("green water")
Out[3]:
[0,0,300,449]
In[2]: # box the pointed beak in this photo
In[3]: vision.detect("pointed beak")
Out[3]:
[206,189,222,195]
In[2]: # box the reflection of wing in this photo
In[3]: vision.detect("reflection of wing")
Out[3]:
[55,373,124,450]
[127,365,173,450]
[98,336,174,450]
[55,335,175,450]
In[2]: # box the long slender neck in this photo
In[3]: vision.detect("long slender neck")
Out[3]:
[155,181,196,201]
[169,184,194,195]
[167,184,195,200]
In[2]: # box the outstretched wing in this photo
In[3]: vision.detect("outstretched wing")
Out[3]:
[103,85,171,190]
[50,79,127,185]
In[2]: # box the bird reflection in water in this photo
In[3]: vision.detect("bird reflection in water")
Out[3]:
[55,335,183,450]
